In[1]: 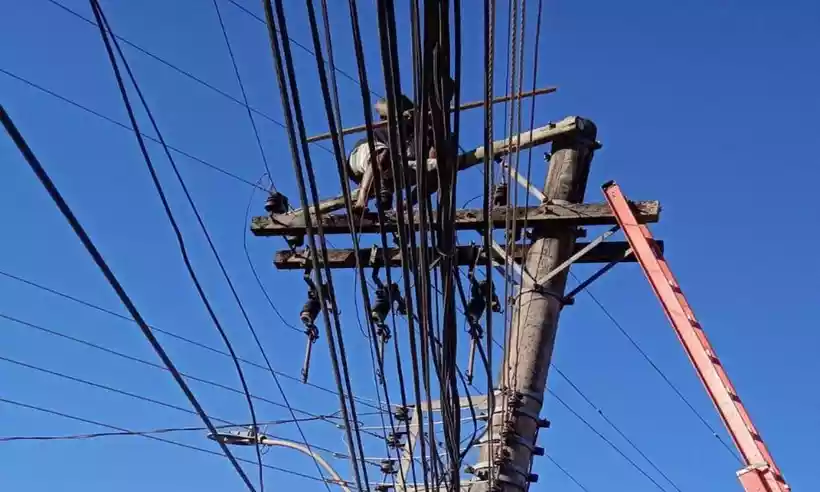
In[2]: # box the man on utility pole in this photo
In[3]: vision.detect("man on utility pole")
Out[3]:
[476,119,598,491]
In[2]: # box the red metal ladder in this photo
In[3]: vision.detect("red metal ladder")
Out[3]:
[601,181,790,492]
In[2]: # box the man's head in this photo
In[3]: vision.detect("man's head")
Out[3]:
[375,95,415,120]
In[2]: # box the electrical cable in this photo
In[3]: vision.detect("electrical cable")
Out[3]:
[0,67,264,190]
[0,102,256,492]
[342,0,427,486]
[224,0,380,99]
[0,396,351,487]
[41,0,305,142]
[544,454,593,492]
[0,268,386,414]
[551,365,684,492]
[549,389,671,491]
[0,311,352,423]
[0,418,323,443]
[372,0,435,487]
[86,3,265,486]
[571,272,742,463]
[0,353,339,433]
[299,0,409,485]
[92,5,348,489]
[259,2,369,489]
[211,0,273,180]
[480,0,497,487]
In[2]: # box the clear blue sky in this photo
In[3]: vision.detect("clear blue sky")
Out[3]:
[1,0,818,491]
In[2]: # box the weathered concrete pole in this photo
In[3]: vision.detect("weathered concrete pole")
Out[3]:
[479,118,598,491]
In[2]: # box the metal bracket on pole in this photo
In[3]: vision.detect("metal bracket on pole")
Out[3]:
[564,247,633,301]
[537,225,619,285]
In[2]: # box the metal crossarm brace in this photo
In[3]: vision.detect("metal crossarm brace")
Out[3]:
[602,181,790,492]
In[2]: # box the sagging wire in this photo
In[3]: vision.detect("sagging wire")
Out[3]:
[372,0,435,487]
[480,0,498,486]
[1,102,257,492]
[86,2,265,488]
[344,0,425,486]
[259,1,370,489]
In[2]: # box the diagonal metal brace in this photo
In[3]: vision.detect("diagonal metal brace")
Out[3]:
[537,225,619,286]
[564,248,633,301]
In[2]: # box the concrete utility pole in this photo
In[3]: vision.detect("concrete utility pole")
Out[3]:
[478,120,598,491]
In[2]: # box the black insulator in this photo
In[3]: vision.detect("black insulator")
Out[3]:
[492,182,508,208]
[264,191,289,215]
[389,283,407,315]
[380,459,397,475]
[371,287,390,325]
[299,292,321,327]
[393,406,411,422]
[386,432,403,449]
[466,281,486,325]
[285,235,304,248]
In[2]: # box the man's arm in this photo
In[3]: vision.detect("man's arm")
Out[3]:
[353,164,375,211]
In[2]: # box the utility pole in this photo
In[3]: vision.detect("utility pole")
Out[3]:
[250,117,664,489]
[476,120,599,491]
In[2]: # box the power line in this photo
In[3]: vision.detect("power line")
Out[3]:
[0,353,338,433]
[0,67,264,190]
[0,396,352,487]
[0,268,386,413]
[87,2,265,487]
[551,365,683,491]
[0,418,321,443]
[210,0,273,180]
[41,0,335,156]
[544,454,593,492]
[260,0,371,488]
[0,101,256,492]
[570,272,742,463]
[225,0,380,99]
[549,389,671,491]
[0,311,348,423]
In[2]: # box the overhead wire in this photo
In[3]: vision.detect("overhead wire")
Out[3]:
[265,0,375,487]
[0,102,256,492]
[551,365,684,492]
[544,454,593,492]
[0,396,352,487]
[85,2,267,486]
[0,67,264,190]
[0,269,386,413]
[210,0,273,180]
[480,0,498,486]
[0,353,340,433]
[502,0,527,433]
[0,311,359,423]
[93,4,351,489]
[370,0,435,486]
[570,272,742,463]
[259,1,370,489]
[342,0,427,486]
[0,418,328,443]
[42,0,336,157]
[549,390,671,491]
[299,0,409,486]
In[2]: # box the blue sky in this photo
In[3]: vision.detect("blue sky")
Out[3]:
[1,0,818,491]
